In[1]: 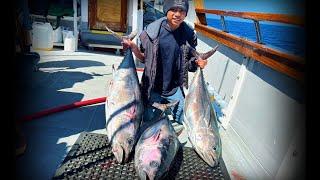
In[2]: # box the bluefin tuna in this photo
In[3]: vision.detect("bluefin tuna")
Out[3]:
[134,101,182,180]
[105,46,143,163]
[183,45,221,167]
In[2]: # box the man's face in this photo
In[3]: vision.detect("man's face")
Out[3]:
[166,7,186,29]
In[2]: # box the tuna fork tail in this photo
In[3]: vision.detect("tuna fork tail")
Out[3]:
[189,45,219,60]
[105,25,137,41]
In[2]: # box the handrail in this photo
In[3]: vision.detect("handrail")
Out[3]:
[194,6,305,81]
[195,23,303,80]
[195,9,304,26]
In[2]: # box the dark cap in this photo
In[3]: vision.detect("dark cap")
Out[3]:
[163,0,189,15]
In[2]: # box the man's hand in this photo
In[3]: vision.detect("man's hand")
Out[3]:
[121,39,145,62]
[195,58,208,69]
[121,38,132,50]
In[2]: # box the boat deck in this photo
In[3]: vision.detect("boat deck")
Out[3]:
[15,48,125,179]
[15,45,276,179]
[15,48,196,179]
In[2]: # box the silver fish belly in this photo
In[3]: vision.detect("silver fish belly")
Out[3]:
[183,68,222,167]
[105,48,143,163]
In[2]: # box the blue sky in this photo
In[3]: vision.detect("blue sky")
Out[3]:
[204,0,305,15]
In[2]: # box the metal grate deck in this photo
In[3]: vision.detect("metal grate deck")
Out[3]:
[53,132,230,179]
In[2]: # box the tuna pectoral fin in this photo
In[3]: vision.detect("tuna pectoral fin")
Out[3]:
[152,130,161,142]
[138,170,148,180]
[188,137,194,147]
[175,126,184,137]
[112,64,116,77]
[182,86,189,97]
[179,141,188,149]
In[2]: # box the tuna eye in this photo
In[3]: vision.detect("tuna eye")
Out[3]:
[213,147,217,151]
[127,138,134,145]
[150,161,159,168]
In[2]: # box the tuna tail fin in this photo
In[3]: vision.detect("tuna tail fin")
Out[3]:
[151,100,180,119]
[189,45,219,60]
[106,25,137,42]
[127,30,138,41]
[151,100,179,112]
[200,45,219,60]
[105,25,123,41]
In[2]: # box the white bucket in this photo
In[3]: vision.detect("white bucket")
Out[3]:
[62,29,69,42]
[53,26,62,43]
[32,22,53,50]
[64,31,75,52]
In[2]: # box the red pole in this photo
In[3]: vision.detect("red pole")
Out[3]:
[18,68,145,123]
[19,97,107,123]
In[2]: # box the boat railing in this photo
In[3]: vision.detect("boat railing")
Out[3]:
[194,6,305,81]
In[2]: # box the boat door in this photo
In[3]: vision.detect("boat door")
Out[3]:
[88,0,128,32]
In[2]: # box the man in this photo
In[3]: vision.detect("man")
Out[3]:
[123,0,208,124]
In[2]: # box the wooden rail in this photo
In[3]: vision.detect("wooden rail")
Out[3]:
[195,9,304,27]
[193,1,305,81]
[195,23,303,80]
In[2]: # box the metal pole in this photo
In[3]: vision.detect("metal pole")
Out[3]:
[254,20,263,44]
[138,0,144,45]
[220,16,228,32]
[136,0,144,67]
[73,0,78,51]
[132,0,138,44]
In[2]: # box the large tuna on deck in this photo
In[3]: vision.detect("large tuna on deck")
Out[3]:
[183,46,222,167]
[134,101,181,180]
[105,48,143,163]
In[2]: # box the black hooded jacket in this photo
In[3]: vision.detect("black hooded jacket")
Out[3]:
[139,17,198,104]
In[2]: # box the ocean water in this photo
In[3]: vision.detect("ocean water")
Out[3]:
[206,18,306,57]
